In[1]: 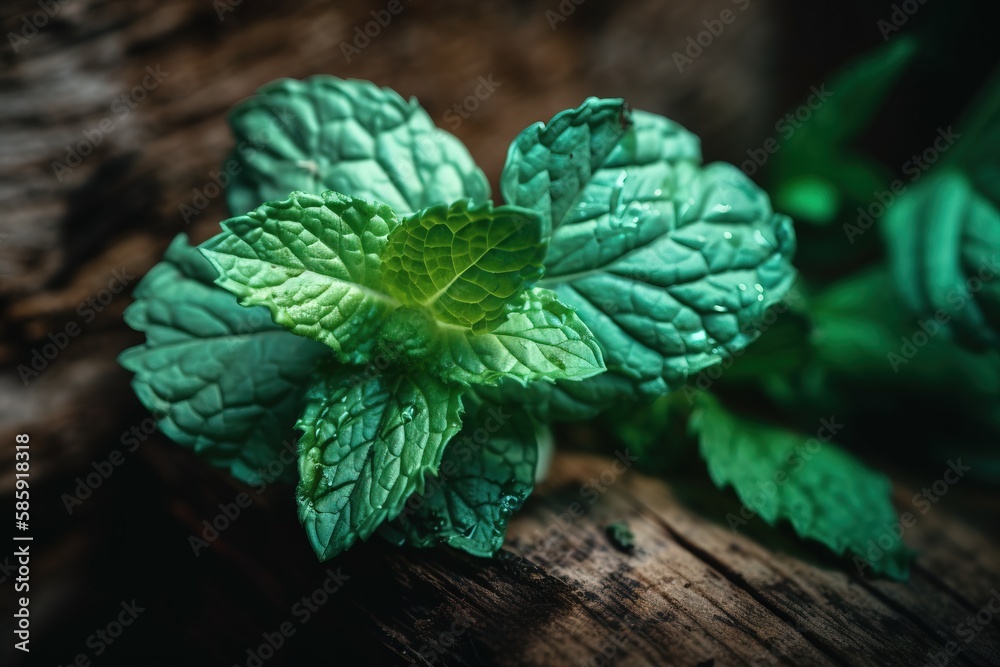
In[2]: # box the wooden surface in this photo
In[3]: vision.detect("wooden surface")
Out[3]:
[13,440,1000,666]
[3,1,1000,665]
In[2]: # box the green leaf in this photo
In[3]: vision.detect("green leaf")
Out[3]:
[501,98,701,233]
[605,522,635,552]
[382,199,546,333]
[296,366,464,560]
[690,395,912,580]
[500,100,796,409]
[200,191,400,364]
[606,392,693,473]
[225,76,490,216]
[804,269,1000,433]
[119,234,330,484]
[387,401,538,557]
[883,169,1000,349]
[476,372,634,422]
[435,287,605,386]
[542,160,797,404]
[769,37,916,225]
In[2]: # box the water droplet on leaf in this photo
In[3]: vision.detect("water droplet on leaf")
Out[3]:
[401,404,415,423]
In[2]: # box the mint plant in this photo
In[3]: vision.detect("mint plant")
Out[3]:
[121,76,913,578]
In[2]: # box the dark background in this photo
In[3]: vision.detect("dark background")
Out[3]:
[1,1,998,665]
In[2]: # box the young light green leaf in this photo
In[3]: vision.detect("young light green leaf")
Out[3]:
[501,98,701,232]
[225,76,490,216]
[690,395,913,581]
[382,200,546,333]
[119,234,330,485]
[387,402,538,557]
[883,169,1000,349]
[542,161,797,404]
[435,287,605,386]
[200,191,400,364]
[296,366,464,561]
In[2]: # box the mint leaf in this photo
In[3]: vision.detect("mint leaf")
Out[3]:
[543,161,797,404]
[502,98,701,233]
[502,100,796,407]
[883,169,1000,349]
[296,366,464,560]
[119,234,329,484]
[200,191,399,364]
[388,402,538,557]
[225,76,490,216]
[382,200,546,333]
[436,287,605,386]
[477,372,634,422]
[690,395,913,581]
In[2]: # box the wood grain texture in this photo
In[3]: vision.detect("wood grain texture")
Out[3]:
[14,442,998,666]
[2,1,999,666]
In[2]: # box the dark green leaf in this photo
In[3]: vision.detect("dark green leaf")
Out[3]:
[388,402,538,557]
[225,76,489,216]
[295,366,464,560]
[119,234,329,484]
[883,169,1000,349]
[690,395,913,581]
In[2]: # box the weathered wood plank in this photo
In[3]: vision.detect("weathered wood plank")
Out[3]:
[623,471,996,666]
[3,1,999,666]
[148,449,1000,666]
